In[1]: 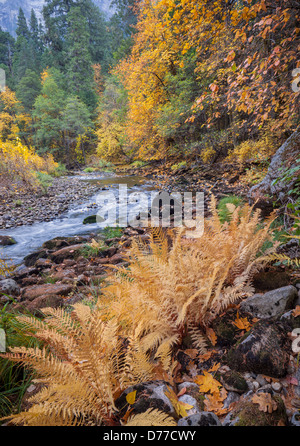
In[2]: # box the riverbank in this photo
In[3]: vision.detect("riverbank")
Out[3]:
[0,172,111,230]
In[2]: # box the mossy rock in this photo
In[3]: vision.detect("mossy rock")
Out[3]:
[220,370,249,394]
[0,235,17,246]
[211,310,240,347]
[226,319,290,378]
[83,215,97,224]
[252,270,291,291]
[229,395,287,426]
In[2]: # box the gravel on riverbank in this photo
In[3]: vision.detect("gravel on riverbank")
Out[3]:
[0,173,107,230]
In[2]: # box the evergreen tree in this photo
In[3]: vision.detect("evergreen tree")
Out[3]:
[13,9,35,83]
[16,69,42,112]
[65,5,97,110]
[0,27,14,85]
[16,8,30,40]
[62,95,93,163]
[43,0,75,68]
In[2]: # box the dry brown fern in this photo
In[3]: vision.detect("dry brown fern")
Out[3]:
[125,408,177,426]
[1,304,174,426]
[100,196,277,352]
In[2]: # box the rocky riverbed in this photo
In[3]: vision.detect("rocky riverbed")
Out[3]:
[0,172,110,230]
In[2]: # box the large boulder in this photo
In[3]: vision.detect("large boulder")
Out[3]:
[249,131,300,207]
[226,319,290,378]
[21,283,73,301]
[240,286,298,319]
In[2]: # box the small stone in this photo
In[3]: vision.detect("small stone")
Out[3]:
[252,381,260,390]
[0,278,20,296]
[271,382,282,393]
[256,374,268,387]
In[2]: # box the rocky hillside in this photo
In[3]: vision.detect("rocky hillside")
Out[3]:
[0,0,115,35]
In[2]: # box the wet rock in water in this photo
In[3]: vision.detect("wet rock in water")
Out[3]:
[178,412,221,426]
[0,278,20,296]
[226,319,290,378]
[0,235,17,246]
[21,283,73,301]
[115,381,176,419]
[240,286,298,319]
[83,215,97,225]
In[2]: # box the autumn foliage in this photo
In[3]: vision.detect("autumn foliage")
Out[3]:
[116,0,300,160]
[0,87,58,189]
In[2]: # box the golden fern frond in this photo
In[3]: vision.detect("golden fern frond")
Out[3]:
[125,408,177,426]
[262,252,300,267]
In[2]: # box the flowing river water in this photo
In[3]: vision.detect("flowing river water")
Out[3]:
[0,172,155,266]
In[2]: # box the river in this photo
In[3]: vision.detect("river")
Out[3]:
[0,172,155,265]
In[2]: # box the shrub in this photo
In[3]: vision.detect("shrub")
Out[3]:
[217,195,245,223]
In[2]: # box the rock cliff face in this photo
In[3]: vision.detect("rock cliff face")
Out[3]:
[0,0,114,36]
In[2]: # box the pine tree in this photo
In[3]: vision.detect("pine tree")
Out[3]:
[65,5,97,110]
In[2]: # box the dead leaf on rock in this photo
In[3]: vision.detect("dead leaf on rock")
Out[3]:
[293,306,300,318]
[251,392,278,413]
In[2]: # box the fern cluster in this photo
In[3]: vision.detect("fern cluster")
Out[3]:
[1,197,276,426]
[101,196,276,350]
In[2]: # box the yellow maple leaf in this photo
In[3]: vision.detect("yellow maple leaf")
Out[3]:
[194,371,222,395]
[233,313,252,331]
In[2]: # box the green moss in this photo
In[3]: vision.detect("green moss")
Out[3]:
[233,395,287,426]
[221,370,248,393]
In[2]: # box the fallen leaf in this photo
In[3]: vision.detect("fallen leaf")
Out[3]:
[165,386,194,418]
[208,362,221,373]
[177,387,187,397]
[194,371,222,395]
[252,393,278,413]
[206,328,217,346]
[126,390,137,405]
[204,391,229,416]
[293,306,300,318]
[233,313,252,331]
